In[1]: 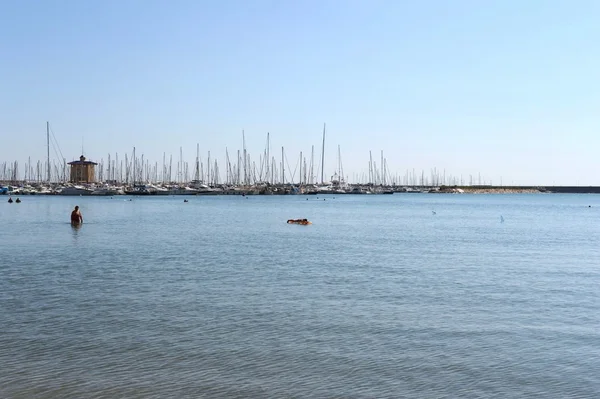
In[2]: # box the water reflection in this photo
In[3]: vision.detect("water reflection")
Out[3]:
[70,222,82,238]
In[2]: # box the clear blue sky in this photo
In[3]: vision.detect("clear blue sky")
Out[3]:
[1,0,599,185]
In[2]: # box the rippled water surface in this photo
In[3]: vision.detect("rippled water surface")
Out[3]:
[1,194,599,398]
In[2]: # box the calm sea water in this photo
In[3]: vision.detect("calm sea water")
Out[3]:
[1,193,599,398]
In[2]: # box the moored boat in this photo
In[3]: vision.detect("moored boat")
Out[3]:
[59,185,94,196]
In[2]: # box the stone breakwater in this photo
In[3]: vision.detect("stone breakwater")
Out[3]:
[438,187,543,194]
[463,188,542,194]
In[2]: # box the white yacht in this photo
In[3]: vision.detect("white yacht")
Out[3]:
[59,185,94,196]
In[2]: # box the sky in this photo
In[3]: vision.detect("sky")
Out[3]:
[1,0,600,185]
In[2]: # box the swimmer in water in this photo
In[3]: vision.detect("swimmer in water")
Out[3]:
[71,206,83,225]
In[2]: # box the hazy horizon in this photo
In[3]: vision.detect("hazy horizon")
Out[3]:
[2,0,599,185]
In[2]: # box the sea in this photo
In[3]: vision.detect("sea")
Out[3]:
[0,193,598,398]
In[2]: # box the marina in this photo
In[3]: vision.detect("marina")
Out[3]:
[1,122,595,196]
[0,122,532,196]
[0,181,422,196]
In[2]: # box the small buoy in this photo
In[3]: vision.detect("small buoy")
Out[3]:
[184,199,188,203]
[15,198,21,203]
[8,197,13,203]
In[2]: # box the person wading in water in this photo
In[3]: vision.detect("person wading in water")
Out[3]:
[71,206,83,225]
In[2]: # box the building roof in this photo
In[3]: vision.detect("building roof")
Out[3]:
[68,155,97,166]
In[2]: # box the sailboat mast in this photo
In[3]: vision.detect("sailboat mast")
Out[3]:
[369,151,373,184]
[46,121,50,182]
[310,145,314,184]
[281,146,285,184]
[195,143,200,181]
[225,147,231,184]
[207,151,211,186]
[266,132,270,184]
[304,157,307,184]
[299,151,302,185]
[381,150,384,185]
[243,130,247,185]
[320,123,326,184]
[236,150,240,185]
[179,147,183,183]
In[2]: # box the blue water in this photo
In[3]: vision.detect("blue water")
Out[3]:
[1,194,599,398]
